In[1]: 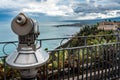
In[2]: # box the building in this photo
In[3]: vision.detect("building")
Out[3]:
[98,21,120,30]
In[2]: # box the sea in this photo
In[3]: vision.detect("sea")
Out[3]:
[0,21,81,56]
[1,16,120,56]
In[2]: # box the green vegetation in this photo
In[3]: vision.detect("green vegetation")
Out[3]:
[47,23,117,72]
[0,59,20,80]
[70,24,116,47]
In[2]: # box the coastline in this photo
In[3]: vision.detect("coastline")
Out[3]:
[54,23,83,27]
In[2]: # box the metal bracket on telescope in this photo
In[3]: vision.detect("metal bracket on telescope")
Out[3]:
[6,13,49,79]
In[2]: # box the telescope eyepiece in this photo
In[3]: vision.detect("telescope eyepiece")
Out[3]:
[11,13,38,36]
[16,14,27,25]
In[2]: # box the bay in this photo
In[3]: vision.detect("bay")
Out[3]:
[0,21,81,56]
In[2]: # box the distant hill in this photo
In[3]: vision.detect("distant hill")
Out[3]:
[54,23,83,27]
[62,17,120,25]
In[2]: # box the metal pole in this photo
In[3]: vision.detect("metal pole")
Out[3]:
[3,57,6,80]
[84,37,87,46]
[116,29,120,42]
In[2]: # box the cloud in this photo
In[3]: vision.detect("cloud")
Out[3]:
[1,0,120,20]
[86,0,90,3]
[109,0,120,3]
[75,10,120,20]
[22,1,74,16]
[0,0,74,16]
[72,0,120,20]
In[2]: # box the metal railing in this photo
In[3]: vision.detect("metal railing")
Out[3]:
[45,43,120,80]
[0,34,120,80]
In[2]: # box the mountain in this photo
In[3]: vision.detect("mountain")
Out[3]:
[62,17,120,25]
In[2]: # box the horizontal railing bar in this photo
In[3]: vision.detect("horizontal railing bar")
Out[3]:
[0,55,7,58]
[0,41,18,44]
[37,34,117,41]
[0,34,117,44]
[47,42,120,52]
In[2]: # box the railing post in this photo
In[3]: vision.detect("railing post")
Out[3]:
[116,34,119,42]
[3,57,6,80]
[84,36,87,46]
[118,48,120,77]
[115,30,120,42]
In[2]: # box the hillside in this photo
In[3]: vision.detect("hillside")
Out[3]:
[57,23,116,48]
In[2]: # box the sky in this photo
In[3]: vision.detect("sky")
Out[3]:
[1,0,120,22]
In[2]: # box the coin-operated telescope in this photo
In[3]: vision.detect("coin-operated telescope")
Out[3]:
[6,13,49,80]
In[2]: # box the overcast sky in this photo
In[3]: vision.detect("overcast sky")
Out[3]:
[0,0,120,21]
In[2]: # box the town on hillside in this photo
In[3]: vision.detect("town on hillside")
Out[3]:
[98,21,120,31]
